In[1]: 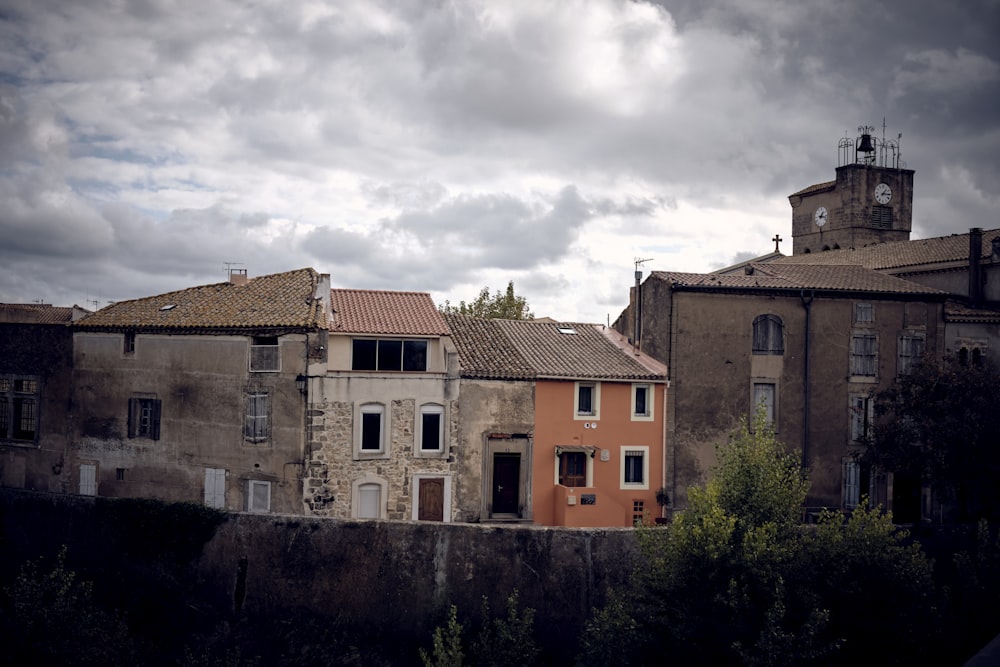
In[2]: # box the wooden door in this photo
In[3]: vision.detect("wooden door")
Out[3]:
[492,454,520,515]
[418,478,445,521]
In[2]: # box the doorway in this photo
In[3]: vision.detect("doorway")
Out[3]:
[492,453,521,515]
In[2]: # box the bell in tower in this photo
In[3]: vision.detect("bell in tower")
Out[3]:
[856,126,876,164]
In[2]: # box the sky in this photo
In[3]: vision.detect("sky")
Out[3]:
[1,0,998,323]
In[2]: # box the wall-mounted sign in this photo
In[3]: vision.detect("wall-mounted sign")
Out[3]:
[581,494,596,505]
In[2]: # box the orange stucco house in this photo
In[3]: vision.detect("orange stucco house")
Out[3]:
[446,315,668,527]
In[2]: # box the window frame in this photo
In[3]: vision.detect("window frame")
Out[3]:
[249,336,280,373]
[574,381,600,420]
[204,467,226,509]
[243,389,271,444]
[620,446,650,490]
[352,475,388,519]
[127,396,162,440]
[631,383,654,421]
[752,314,784,355]
[853,303,874,326]
[850,393,874,442]
[355,402,388,459]
[0,376,40,444]
[897,333,925,376]
[246,480,271,513]
[555,447,594,487]
[351,338,429,372]
[416,403,445,456]
[123,331,136,355]
[752,381,777,428]
[850,332,878,379]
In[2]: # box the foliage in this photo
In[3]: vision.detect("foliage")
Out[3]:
[420,605,465,667]
[420,591,539,667]
[1,546,135,666]
[575,590,639,667]
[861,356,1000,521]
[471,590,539,667]
[439,281,534,320]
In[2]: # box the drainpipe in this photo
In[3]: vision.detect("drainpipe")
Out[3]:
[799,290,814,471]
[634,270,642,350]
[969,228,983,308]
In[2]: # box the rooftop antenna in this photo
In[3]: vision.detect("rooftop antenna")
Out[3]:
[633,258,653,351]
[224,261,244,278]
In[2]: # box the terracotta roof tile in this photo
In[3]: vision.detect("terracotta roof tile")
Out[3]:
[773,228,1000,271]
[446,314,665,381]
[74,268,324,330]
[0,303,82,324]
[789,180,836,198]
[330,289,449,335]
[654,262,945,296]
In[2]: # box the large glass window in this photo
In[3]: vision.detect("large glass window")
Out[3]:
[0,377,39,442]
[352,339,428,371]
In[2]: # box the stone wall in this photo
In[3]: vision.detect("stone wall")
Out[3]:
[0,489,640,662]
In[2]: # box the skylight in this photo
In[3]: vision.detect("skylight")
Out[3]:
[558,327,577,335]
[159,304,176,311]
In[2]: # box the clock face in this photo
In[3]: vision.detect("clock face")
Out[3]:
[814,206,828,227]
[874,183,892,204]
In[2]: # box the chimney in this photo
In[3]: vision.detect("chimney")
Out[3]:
[229,268,249,286]
[969,228,983,308]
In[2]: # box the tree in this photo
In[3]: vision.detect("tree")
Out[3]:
[860,356,1000,521]
[439,281,534,320]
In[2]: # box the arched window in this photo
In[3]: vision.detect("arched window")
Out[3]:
[752,315,784,355]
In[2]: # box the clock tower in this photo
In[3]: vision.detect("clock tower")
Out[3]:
[789,125,914,255]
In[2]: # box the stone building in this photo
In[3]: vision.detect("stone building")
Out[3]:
[445,315,667,527]
[69,268,328,513]
[0,303,88,493]
[615,262,946,520]
[303,289,463,521]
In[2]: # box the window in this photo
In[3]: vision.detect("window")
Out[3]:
[0,377,39,442]
[632,384,653,420]
[854,303,874,325]
[358,484,382,518]
[127,396,161,440]
[621,446,649,490]
[351,339,428,372]
[870,205,893,229]
[850,333,877,377]
[850,394,874,442]
[752,315,784,355]
[250,336,280,372]
[842,458,871,509]
[247,480,271,512]
[204,468,226,509]
[753,382,776,426]
[574,381,600,419]
[419,404,444,453]
[958,344,987,367]
[898,335,925,376]
[116,468,126,481]
[632,500,645,527]
[559,452,587,487]
[124,331,136,354]
[359,403,385,453]
[79,463,97,496]
[244,391,270,443]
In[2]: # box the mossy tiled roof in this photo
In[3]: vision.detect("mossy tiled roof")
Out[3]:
[0,304,78,324]
[654,262,945,296]
[74,268,324,331]
[445,314,665,381]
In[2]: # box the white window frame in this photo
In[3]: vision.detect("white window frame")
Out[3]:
[631,383,654,421]
[574,381,601,420]
[620,446,650,490]
[352,475,388,519]
[204,467,226,509]
[843,458,861,509]
[355,402,388,459]
[79,463,97,496]
[246,480,271,513]
[752,381,777,428]
[416,403,445,457]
